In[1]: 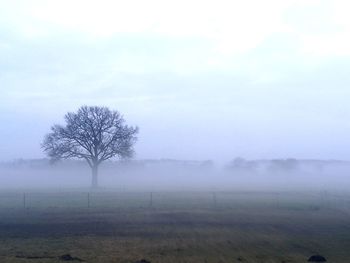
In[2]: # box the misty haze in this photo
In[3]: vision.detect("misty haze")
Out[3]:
[1,1,350,262]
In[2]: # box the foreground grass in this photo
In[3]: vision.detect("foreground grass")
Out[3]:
[0,191,349,262]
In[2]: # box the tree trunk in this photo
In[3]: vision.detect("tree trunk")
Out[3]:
[91,164,98,189]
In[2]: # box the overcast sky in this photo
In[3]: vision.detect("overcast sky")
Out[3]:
[1,0,350,162]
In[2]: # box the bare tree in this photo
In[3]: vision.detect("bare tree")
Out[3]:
[42,106,138,188]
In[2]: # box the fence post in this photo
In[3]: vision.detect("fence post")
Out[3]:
[322,190,328,208]
[23,193,26,209]
[87,193,90,208]
[150,192,153,208]
[276,192,280,208]
[213,192,217,208]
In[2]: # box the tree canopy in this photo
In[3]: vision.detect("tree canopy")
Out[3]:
[42,106,138,187]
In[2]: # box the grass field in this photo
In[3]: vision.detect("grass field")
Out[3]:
[0,190,349,262]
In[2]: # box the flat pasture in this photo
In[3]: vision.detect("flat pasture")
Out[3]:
[0,190,349,262]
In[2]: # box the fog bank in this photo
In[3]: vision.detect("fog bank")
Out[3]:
[0,159,349,192]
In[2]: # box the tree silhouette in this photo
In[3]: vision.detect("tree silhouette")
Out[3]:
[42,106,138,188]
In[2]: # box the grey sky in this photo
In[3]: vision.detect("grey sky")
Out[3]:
[1,0,350,162]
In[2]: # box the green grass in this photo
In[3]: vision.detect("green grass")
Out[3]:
[0,191,349,262]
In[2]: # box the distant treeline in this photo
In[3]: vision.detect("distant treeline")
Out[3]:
[1,158,349,175]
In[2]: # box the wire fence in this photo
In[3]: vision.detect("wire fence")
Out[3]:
[0,190,349,210]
